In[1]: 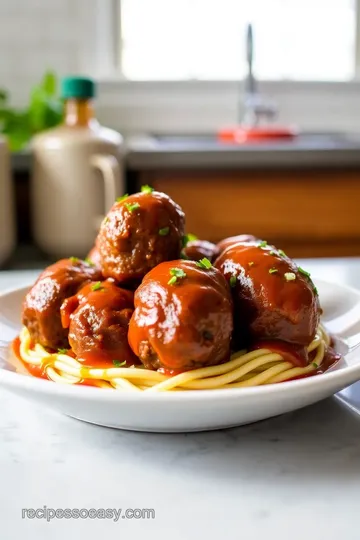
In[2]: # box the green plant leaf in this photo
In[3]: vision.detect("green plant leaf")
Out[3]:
[0,90,8,106]
[42,71,57,96]
[0,71,62,151]
[43,99,63,128]
[3,110,32,151]
[29,87,46,132]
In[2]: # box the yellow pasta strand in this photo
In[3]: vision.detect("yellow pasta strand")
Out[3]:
[16,325,330,392]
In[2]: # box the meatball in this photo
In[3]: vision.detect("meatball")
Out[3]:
[86,244,101,267]
[128,260,233,371]
[97,190,185,283]
[22,258,102,350]
[182,240,220,262]
[214,241,320,353]
[217,234,259,254]
[61,280,137,366]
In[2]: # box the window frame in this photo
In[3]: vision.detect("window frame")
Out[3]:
[91,0,360,134]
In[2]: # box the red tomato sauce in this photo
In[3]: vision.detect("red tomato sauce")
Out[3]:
[12,337,105,387]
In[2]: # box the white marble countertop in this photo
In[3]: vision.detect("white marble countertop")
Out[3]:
[1,261,360,540]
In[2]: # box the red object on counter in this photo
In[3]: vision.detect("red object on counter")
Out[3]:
[218,125,298,143]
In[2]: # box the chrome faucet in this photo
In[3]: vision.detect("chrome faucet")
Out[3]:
[242,23,277,126]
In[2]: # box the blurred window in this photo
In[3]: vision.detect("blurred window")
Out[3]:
[120,0,356,81]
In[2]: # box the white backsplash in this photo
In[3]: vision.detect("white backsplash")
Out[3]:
[0,0,94,106]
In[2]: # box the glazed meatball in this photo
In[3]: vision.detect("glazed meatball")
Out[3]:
[182,240,220,262]
[97,190,185,283]
[217,234,259,254]
[86,244,101,267]
[61,280,137,366]
[22,258,102,350]
[214,241,320,352]
[128,260,233,371]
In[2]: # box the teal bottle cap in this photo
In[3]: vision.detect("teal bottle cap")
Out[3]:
[61,77,95,99]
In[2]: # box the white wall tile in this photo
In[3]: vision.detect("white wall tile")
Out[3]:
[0,0,90,104]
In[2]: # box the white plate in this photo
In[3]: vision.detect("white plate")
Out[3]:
[0,280,360,433]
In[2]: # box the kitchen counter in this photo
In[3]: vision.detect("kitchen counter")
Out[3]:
[11,132,360,173]
[1,260,360,539]
[126,132,360,170]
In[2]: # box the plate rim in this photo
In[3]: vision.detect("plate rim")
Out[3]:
[0,279,360,403]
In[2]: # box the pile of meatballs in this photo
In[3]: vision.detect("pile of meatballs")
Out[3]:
[22,188,321,373]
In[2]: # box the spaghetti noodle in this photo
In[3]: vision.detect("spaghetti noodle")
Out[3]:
[15,324,332,392]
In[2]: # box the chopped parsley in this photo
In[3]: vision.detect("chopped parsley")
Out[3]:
[312,362,318,369]
[270,251,277,256]
[269,268,278,274]
[182,233,198,247]
[84,257,95,266]
[57,348,68,355]
[278,249,287,257]
[141,185,154,194]
[284,272,296,282]
[229,275,237,288]
[116,193,128,202]
[168,267,187,285]
[297,266,318,295]
[69,257,79,264]
[91,281,104,292]
[298,266,311,278]
[113,360,127,367]
[196,258,212,270]
[248,261,254,267]
[125,202,140,213]
[170,268,187,278]
[159,226,170,236]
[258,240,267,248]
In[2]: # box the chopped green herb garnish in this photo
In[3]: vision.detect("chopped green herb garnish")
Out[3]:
[298,266,311,278]
[168,267,187,285]
[69,257,79,264]
[170,268,187,278]
[278,249,287,257]
[125,202,140,213]
[141,185,154,194]
[229,275,237,288]
[312,362,318,369]
[269,268,278,274]
[196,258,212,270]
[57,348,68,355]
[182,233,198,247]
[258,240,267,248]
[91,281,104,292]
[113,360,126,367]
[248,261,254,267]
[84,257,95,266]
[116,193,128,202]
[159,226,170,236]
[313,286,318,296]
[284,272,296,282]
[270,251,277,256]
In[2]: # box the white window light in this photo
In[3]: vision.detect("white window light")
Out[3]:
[91,0,360,134]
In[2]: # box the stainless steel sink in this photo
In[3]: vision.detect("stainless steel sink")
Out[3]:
[150,132,360,150]
[126,132,360,170]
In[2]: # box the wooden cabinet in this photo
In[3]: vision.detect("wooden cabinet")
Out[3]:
[138,169,360,258]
